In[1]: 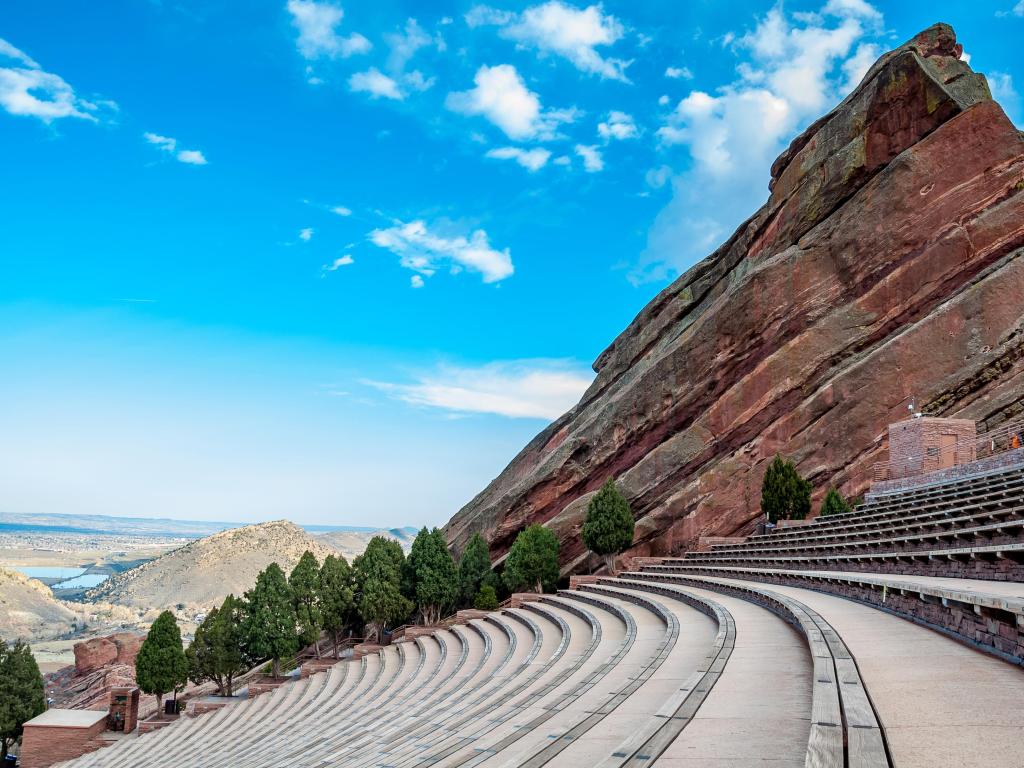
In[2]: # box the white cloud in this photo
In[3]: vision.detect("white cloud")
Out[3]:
[468,2,630,81]
[367,360,593,419]
[665,66,693,80]
[286,0,371,60]
[989,71,1021,126]
[658,94,670,106]
[636,1,882,283]
[322,254,354,273]
[410,274,425,288]
[553,155,571,166]
[386,18,431,73]
[1016,0,1024,16]
[485,146,551,171]
[143,132,208,166]
[574,143,604,172]
[299,227,314,241]
[370,219,514,284]
[597,110,638,140]
[446,64,576,140]
[645,165,672,189]
[0,38,109,123]
[349,68,403,100]
[332,205,353,216]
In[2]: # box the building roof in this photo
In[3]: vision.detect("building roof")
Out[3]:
[25,709,108,728]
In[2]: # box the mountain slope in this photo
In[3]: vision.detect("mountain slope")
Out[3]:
[444,24,1024,571]
[87,520,339,609]
[316,527,416,560]
[0,566,77,642]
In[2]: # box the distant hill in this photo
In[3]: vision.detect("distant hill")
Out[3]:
[86,520,340,610]
[315,526,417,560]
[0,566,77,642]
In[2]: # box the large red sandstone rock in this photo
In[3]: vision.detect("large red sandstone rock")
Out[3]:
[444,24,1024,572]
[73,632,144,675]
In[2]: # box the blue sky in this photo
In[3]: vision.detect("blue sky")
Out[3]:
[1,1,1021,527]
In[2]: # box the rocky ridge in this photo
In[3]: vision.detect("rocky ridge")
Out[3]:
[87,520,339,610]
[0,566,78,642]
[444,24,1024,571]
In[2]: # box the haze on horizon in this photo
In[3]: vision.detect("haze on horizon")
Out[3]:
[1,0,1021,528]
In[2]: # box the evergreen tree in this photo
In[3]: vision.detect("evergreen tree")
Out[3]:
[473,584,499,611]
[458,533,494,607]
[186,594,248,697]
[406,528,459,625]
[0,639,46,759]
[581,477,635,573]
[135,610,189,711]
[819,487,853,517]
[243,562,298,678]
[319,554,356,659]
[503,524,560,594]
[354,536,412,642]
[290,551,323,658]
[761,455,813,523]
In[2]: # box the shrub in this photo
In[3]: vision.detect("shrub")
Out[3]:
[0,640,46,760]
[761,455,812,523]
[458,533,494,607]
[504,524,560,594]
[474,584,500,611]
[581,477,635,573]
[819,488,853,517]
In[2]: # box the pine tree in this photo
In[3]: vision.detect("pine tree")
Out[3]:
[581,477,635,573]
[473,584,499,611]
[135,610,189,711]
[243,562,298,678]
[503,524,560,594]
[354,536,412,642]
[290,551,323,658]
[406,528,459,625]
[761,455,813,523]
[186,594,248,697]
[0,639,46,759]
[458,533,493,608]
[819,487,853,517]
[319,554,356,659]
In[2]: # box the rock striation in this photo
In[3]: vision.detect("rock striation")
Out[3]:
[444,24,1024,572]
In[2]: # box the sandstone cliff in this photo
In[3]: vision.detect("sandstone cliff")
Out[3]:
[87,520,339,610]
[444,24,1024,572]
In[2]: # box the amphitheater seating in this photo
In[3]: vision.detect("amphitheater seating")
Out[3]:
[52,465,1024,768]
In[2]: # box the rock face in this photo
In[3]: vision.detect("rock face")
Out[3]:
[73,632,144,676]
[444,24,1024,572]
[87,520,339,610]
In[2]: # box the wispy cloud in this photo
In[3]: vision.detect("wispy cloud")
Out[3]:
[467,2,631,82]
[0,37,114,123]
[370,219,514,284]
[665,65,693,80]
[349,68,403,100]
[299,227,314,241]
[485,146,551,171]
[366,359,593,419]
[332,205,353,216]
[597,110,638,141]
[446,64,577,140]
[574,143,604,172]
[287,0,371,60]
[143,132,208,165]
[321,254,354,274]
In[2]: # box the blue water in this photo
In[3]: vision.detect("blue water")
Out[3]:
[12,567,108,589]
[15,566,87,579]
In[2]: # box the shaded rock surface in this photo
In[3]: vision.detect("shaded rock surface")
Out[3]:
[444,24,1024,573]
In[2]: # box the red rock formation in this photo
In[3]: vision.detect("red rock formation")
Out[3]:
[73,632,144,675]
[444,24,1024,572]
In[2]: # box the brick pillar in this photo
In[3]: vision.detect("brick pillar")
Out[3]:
[108,686,140,733]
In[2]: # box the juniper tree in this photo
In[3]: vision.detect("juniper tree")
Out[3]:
[458,533,494,608]
[354,536,412,642]
[761,455,812,523]
[473,584,499,611]
[819,488,853,517]
[186,594,248,697]
[406,528,459,625]
[290,551,323,658]
[0,640,46,759]
[581,477,635,573]
[503,524,560,594]
[243,562,298,678]
[135,610,189,711]
[319,554,356,658]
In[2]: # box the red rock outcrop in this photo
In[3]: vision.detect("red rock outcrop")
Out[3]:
[444,24,1024,572]
[73,632,144,675]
